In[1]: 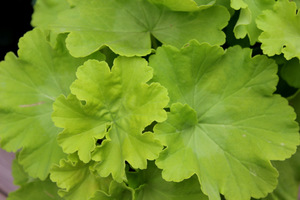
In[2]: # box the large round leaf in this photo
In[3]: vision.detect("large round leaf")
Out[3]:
[149,41,299,200]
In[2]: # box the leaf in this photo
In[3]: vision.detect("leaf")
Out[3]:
[261,160,299,200]
[31,0,70,27]
[147,0,216,11]
[280,58,300,88]
[149,41,299,200]
[257,0,300,60]
[233,0,275,45]
[47,0,229,57]
[52,57,169,182]
[127,162,209,200]
[0,28,104,179]
[90,182,134,200]
[7,178,63,200]
[50,159,112,200]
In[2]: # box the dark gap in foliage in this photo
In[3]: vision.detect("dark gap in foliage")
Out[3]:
[164,107,170,112]
[0,0,33,60]
[222,10,250,50]
[142,121,158,133]
[100,47,117,68]
[275,75,298,98]
[96,136,106,146]
[251,43,263,57]
[151,34,162,50]
[80,100,87,105]
[125,161,137,172]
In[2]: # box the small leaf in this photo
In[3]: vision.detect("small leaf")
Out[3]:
[52,57,169,182]
[257,0,300,60]
[50,159,112,200]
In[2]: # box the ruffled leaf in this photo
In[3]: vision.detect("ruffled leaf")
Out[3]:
[45,0,229,57]
[257,0,300,60]
[149,41,299,200]
[52,57,169,182]
[0,29,104,179]
[233,0,275,44]
[50,159,112,200]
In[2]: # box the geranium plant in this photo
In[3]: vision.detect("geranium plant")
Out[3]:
[1,0,300,199]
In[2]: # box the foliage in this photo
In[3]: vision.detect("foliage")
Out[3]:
[1,0,300,199]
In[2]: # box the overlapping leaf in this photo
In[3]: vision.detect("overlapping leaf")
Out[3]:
[232,0,275,44]
[257,0,300,60]
[127,162,208,200]
[0,29,104,179]
[31,0,70,27]
[52,57,169,182]
[45,0,229,57]
[50,159,112,200]
[149,41,299,200]
[280,58,300,88]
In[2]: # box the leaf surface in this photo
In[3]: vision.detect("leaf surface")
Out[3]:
[48,0,229,57]
[257,0,300,60]
[0,29,104,179]
[128,162,209,200]
[148,0,216,11]
[52,57,169,182]
[50,159,112,200]
[149,41,299,200]
[232,0,275,44]
[7,178,62,200]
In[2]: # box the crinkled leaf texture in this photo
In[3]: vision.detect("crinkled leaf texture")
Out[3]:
[0,29,103,179]
[232,0,275,45]
[257,0,300,60]
[149,41,299,200]
[52,57,169,182]
[50,158,114,200]
[46,0,229,57]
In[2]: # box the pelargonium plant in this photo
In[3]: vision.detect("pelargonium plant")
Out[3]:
[1,0,300,199]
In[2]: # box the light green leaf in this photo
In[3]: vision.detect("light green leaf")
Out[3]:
[47,0,229,57]
[149,41,299,200]
[50,159,112,200]
[52,57,169,182]
[233,0,275,45]
[147,0,216,11]
[31,0,70,27]
[0,28,104,179]
[257,0,300,60]
[7,178,62,200]
[280,58,300,88]
[127,162,208,200]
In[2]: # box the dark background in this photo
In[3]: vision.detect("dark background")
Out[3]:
[0,0,33,60]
